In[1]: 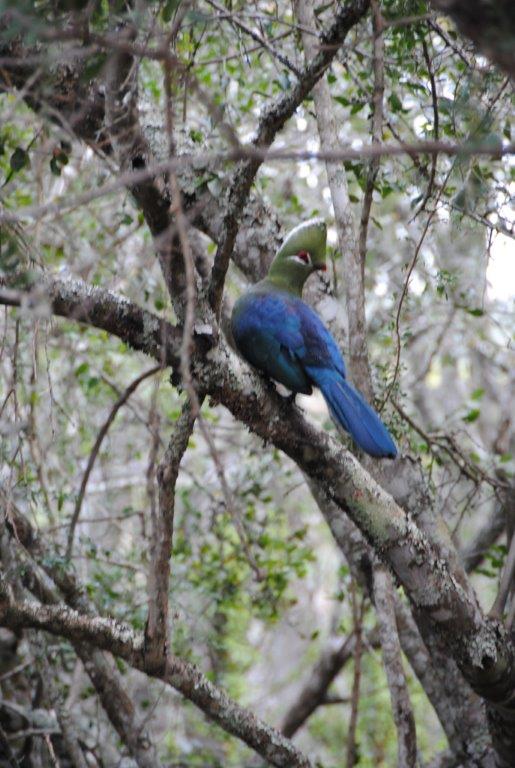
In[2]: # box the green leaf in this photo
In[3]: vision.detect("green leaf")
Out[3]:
[74,362,89,377]
[10,147,29,172]
[162,0,182,23]
[463,408,480,423]
[189,128,203,143]
[471,387,485,401]
[50,156,61,176]
[389,93,403,112]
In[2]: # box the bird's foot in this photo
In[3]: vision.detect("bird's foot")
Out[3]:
[282,391,297,406]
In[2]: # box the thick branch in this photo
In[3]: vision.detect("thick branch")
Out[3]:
[461,499,509,574]
[0,278,183,367]
[2,276,515,765]
[1,497,312,768]
[77,645,161,768]
[0,584,312,768]
[280,631,363,737]
[145,404,197,671]
[309,479,491,763]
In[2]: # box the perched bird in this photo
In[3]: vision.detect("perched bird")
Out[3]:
[231,219,397,458]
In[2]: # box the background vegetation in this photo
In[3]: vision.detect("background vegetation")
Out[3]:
[0,1,513,767]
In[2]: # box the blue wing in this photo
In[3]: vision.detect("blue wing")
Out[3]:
[231,288,397,458]
[231,290,345,394]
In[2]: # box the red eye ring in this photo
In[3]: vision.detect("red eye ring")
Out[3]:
[297,250,310,263]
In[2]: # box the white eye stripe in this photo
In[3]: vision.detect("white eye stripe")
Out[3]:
[288,253,311,265]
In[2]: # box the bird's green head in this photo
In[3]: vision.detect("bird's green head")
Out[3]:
[267,219,327,295]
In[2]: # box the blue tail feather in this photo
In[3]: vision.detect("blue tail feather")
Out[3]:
[310,370,397,458]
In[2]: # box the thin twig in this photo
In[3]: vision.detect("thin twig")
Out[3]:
[0,140,513,226]
[346,584,365,768]
[416,33,440,215]
[393,400,504,491]
[358,0,384,268]
[170,173,199,408]
[379,166,453,411]
[205,0,302,77]
[374,565,417,767]
[66,365,161,559]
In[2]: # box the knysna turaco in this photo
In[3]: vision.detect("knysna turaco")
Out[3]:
[231,219,397,459]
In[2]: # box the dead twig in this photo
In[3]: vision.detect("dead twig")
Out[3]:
[205,0,302,77]
[380,166,453,412]
[66,365,162,560]
[416,33,440,215]
[357,0,385,272]
[281,627,379,737]
[207,0,372,317]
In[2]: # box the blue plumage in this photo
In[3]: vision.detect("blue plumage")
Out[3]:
[232,288,397,459]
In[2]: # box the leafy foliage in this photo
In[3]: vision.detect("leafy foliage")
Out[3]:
[0,1,513,766]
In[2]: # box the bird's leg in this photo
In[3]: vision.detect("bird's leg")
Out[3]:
[273,380,297,405]
[262,376,298,408]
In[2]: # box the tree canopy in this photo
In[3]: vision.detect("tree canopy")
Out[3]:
[0,2,514,767]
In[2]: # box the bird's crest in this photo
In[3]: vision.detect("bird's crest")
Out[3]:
[275,218,327,268]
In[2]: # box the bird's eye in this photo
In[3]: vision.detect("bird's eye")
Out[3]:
[297,250,311,264]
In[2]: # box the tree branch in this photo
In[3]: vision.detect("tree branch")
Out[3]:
[461,503,507,573]
[307,479,494,764]
[1,496,313,768]
[2,493,164,768]
[295,0,373,399]
[207,0,371,316]
[373,565,417,767]
[145,403,197,672]
[280,630,369,738]
[429,0,515,78]
[2,275,515,765]
[0,278,183,368]
[66,364,162,561]
[0,581,312,768]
